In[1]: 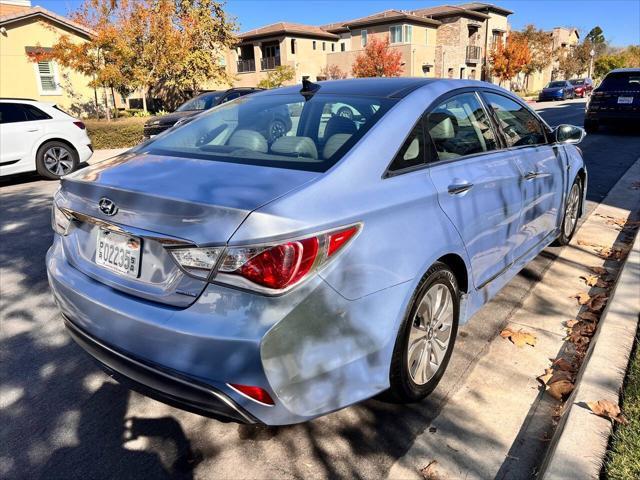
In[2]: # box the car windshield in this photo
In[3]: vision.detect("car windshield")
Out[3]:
[143,92,396,172]
[569,79,584,85]
[599,72,640,90]
[176,94,222,112]
[548,81,566,88]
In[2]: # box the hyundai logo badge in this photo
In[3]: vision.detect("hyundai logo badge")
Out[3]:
[98,197,118,216]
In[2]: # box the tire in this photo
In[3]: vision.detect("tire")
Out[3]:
[584,119,599,134]
[388,262,459,402]
[336,106,353,120]
[554,178,582,246]
[36,141,79,180]
[268,118,287,142]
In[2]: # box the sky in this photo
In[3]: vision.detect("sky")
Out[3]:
[36,0,640,46]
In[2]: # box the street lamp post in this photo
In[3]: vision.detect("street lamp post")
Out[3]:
[588,49,595,78]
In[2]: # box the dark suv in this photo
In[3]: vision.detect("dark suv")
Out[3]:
[585,68,640,133]
[143,88,262,139]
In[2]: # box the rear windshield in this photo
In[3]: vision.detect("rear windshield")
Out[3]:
[599,72,640,90]
[176,94,222,112]
[569,79,584,85]
[548,81,566,88]
[143,92,396,172]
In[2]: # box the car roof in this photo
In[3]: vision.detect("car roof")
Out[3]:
[0,98,53,106]
[260,78,497,99]
[609,68,640,73]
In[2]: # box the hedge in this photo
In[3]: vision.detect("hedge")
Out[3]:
[85,117,146,150]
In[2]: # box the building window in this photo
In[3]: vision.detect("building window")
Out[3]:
[35,61,59,94]
[390,25,412,44]
[322,42,326,51]
[360,30,368,47]
[331,43,335,52]
[291,39,296,54]
[313,40,316,50]
[341,42,346,52]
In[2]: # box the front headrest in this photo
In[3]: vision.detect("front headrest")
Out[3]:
[227,129,268,153]
[271,136,318,159]
[323,134,352,159]
[324,115,358,140]
[428,112,458,140]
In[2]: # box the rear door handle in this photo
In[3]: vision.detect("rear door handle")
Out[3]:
[27,129,40,132]
[448,183,474,195]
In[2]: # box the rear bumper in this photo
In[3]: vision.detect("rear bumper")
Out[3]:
[64,316,258,424]
[47,237,408,424]
[77,143,93,163]
[586,109,640,122]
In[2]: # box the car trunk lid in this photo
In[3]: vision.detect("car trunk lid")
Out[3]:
[56,152,318,306]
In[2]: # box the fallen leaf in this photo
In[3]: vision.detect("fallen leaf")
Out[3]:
[587,293,608,312]
[580,274,600,287]
[547,379,574,400]
[578,311,600,323]
[566,319,580,328]
[577,239,602,248]
[589,266,610,276]
[420,460,440,480]
[500,328,537,347]
[572,292,591,305]
[553,358,575,372]
[548,370,573,384]
[586,400,629,425]
[537,368,554,385]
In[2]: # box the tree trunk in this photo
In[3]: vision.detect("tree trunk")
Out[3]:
[111,86,118,119]
[142,88,148,113]
[93,85,100,120]
[103,87,111,122]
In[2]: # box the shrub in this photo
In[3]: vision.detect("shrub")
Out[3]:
[85,117,146,149]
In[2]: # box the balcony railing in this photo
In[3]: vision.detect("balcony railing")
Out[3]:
[236,59,256,73]
[466,45,482,63]
[260,56,281,71]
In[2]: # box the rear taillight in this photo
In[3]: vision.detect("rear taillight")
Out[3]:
[73,121,86,130]
[168,224,361,293]
[217,224,361,293]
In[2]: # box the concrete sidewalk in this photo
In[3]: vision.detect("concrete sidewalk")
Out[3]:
[88,148,129,164]
[387,158,640,480]
[542,225,639,479]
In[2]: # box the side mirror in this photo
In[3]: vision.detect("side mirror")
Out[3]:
[555,124,585,144]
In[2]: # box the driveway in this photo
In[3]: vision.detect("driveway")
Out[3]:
[1,99,639,479]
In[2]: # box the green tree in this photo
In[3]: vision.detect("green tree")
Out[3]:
[257,65,295,88]
[558,41,594,78]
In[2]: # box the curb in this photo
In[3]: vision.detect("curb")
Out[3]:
[540,227,640,479]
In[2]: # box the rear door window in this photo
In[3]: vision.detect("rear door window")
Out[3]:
[482,92,547,147]
[0,103,28,124]
[24,105,52,121]
[426,92,497,161]
[387,122,426,172]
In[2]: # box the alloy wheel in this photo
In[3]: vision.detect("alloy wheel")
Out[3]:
[406,283,454,386]
[564,183,580,238]
[43,146,74,176]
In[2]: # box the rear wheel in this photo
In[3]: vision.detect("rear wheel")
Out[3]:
[36,141,79,179]
[554,179,582,246]
[389,262,459,402]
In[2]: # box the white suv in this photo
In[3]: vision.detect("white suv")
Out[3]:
[0,99,93,179]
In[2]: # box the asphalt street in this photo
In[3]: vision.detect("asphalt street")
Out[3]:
[1,99,639,480]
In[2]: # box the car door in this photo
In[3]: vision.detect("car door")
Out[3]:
[481,92,565,260]
[426,91,525,289]
[0,103,42,175]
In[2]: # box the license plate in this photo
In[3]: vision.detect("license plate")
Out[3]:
[617,96,633,104]
[95,229,141,277]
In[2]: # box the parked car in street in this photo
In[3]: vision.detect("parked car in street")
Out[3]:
[0,99,92,179]
[47,78,587,425]
[569,78,594,97]
[142,88,262,139]
[538,80,575,101]
[585,68,640,133]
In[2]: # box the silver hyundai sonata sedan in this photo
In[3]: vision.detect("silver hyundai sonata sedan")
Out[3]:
[47,78,587,425]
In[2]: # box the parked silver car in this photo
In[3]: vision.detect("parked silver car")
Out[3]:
[47,78,587,425]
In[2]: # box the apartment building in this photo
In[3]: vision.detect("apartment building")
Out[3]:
[229,2,513,87]
[523,27,580,92]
